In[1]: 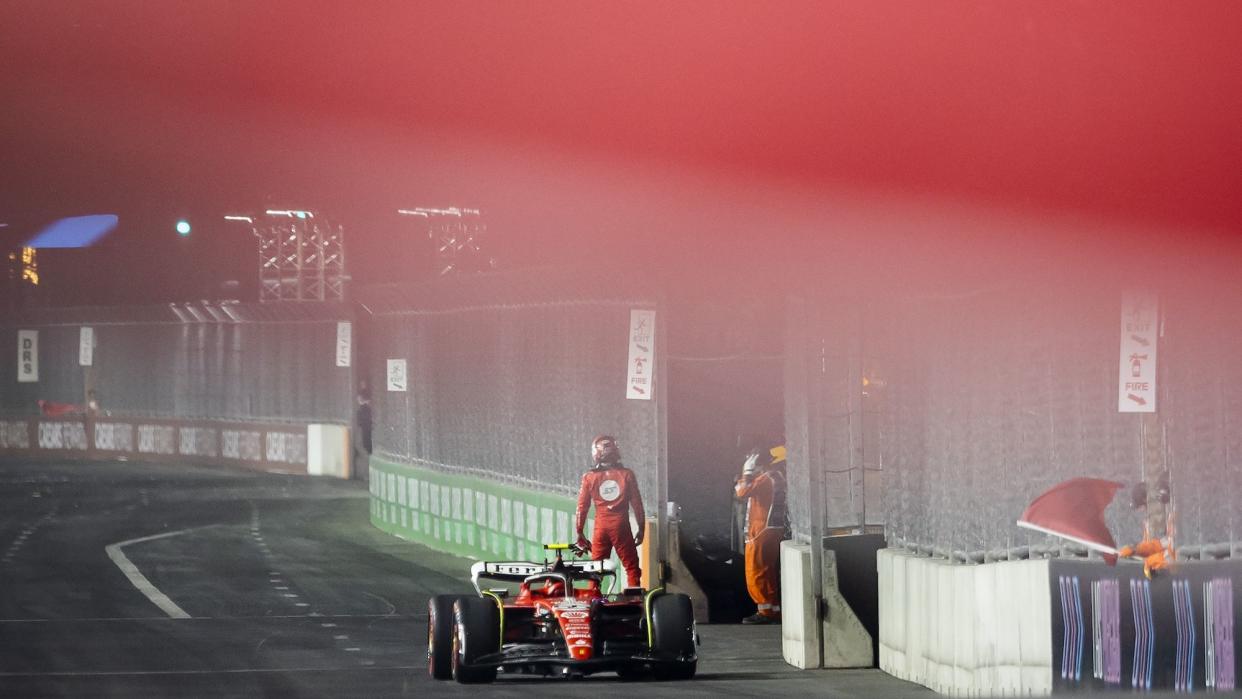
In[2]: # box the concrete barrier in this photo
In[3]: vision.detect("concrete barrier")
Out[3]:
[782,540,874,670]
[653,518,710,623]
[307,424,351,478]
[878,548,1053,696]
[822,549,874,668]
[877,550,1242,695]
[782,540,820,669]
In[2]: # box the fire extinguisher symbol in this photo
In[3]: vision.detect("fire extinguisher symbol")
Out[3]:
[1130,353,1148,378]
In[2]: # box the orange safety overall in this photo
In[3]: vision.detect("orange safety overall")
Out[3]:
[735,469,785,616]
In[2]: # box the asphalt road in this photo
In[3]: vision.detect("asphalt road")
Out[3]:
[0,459,931,698]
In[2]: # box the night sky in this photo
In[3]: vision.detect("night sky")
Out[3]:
[3,1,1241,304]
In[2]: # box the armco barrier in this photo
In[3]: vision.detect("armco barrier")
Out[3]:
[0,415,347,476]
[368,456,648,580]
[368,456,579,562]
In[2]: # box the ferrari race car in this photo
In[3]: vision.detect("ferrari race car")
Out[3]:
[427,543,698,683]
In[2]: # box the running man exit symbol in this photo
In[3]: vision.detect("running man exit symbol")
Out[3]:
[386,359,407,392]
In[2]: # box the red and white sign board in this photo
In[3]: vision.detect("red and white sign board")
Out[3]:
[1118,291,1158,413]
[626,309,655,400]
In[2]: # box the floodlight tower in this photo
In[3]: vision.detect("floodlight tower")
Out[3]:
[224,210,348,302]
[397,207,492,276]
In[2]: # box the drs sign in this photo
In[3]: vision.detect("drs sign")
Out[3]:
[17,330,38,383]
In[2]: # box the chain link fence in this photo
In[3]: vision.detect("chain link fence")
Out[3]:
[787,280,1241,562]
[1161,285,1242,558]
[1,303,353,423]
[359,268,662,505]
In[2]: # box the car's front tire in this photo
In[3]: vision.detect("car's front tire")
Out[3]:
[427,595,461,680]
[451,596,500,684]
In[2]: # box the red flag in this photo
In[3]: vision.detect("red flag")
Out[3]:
[1017,478,1124,559]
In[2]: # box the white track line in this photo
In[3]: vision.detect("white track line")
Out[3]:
[105,525,219,620]
[0,614,419,623]
[0,666,420,678]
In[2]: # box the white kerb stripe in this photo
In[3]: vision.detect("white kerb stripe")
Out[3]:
[105,525,219,619]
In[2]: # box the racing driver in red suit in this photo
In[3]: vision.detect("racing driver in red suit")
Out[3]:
[575,435,646,588]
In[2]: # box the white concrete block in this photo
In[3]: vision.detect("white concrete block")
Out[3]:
[1020,560,1054,694]
[876,549,1053,697]
[951,563,977,693]
[781,540,819,669]
[879,550,903,676]
[907,552,928,685]
[307,424,350,478]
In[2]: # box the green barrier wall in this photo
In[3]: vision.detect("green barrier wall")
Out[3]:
[368,456,586,562]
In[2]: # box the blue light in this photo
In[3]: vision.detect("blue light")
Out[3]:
[24,214,119,248]
[176,220,192,236]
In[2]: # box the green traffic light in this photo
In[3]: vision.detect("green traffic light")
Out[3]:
[176,220,191,236]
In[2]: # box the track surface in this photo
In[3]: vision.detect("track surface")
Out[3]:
[0,459,930,698]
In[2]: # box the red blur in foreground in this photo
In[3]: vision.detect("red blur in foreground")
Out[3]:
[37,400,82,417]
[3,1,1241,235]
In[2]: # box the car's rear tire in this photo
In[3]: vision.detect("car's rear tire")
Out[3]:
[427,595,461,680]
[451,596,500,684]
[650,593,697,680]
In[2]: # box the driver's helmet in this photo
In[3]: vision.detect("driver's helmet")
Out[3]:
[592,435,621,467]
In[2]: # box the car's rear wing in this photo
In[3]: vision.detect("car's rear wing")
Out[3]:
[470,559,617,593]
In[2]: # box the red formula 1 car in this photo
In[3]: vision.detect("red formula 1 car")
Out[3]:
[427,543,698,683]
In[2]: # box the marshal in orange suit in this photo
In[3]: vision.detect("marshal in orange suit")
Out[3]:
[734,445,787,624]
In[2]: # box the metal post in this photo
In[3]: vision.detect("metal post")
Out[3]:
[810,368,826,666]
[656,303,670,585]
[1142,300,1168,539]
[794,295,826,668]
[83,364,96,413]
[848,304,866,532]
